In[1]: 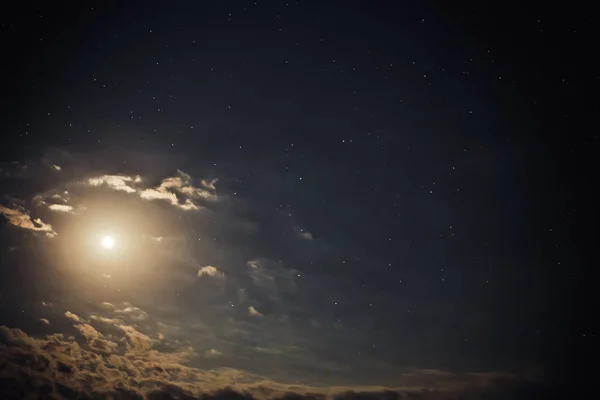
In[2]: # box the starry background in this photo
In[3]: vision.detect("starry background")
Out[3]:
[0,1,596,399]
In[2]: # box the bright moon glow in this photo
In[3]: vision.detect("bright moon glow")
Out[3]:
[101,235,115,249]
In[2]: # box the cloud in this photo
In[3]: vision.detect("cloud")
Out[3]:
[39,318,50,325]
[87,174,141,193]
[73,322,101,340]
[0,325,541,400]
[197,266,225,278]
[248,306,264,318]
[118,324,154,352]
[48,204,74,213]
[53,164,62,171]
[113,304,149,321]
[89,315,122,325]
[205,348,222,357]
[64,311,84,323]
[0,205,57,237]
[99,301,116,310]
[139,170,216,210]
[201,178,218,191]
[86,170,217,211]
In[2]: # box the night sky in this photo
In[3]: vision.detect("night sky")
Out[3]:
[0,1,596,399]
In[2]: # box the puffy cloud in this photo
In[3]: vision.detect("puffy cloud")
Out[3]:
[0,325,541,400]
[39,318,50,325]
[100,301,116,310]
[140,187,199,210]
[73,322,101,340]
[248,306,264,318]
[118,324,154,352]
[197,266,225,278]
[139,170,216,210]
[0,205,57,237]
[64,311,84,323]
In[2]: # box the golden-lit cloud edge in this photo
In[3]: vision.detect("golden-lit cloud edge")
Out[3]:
[85,169,219,211]
[0,205,57,237]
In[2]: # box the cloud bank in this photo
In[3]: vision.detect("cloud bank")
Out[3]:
[0,324,540,400]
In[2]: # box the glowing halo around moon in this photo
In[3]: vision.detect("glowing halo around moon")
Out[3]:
[101,235,115,249]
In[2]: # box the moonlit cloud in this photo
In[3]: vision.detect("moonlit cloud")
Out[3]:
[248,306,264,317]
[39,318,50,325]
[87,174,140,193]
[99,301,116,310]
[89,315,122,325]
[113,304,149,321]
[299,230,313,240]
[139,170,217,210]
[0,205,57,237]
[84,170,217,211]
[64,311,84,323]
[48,203,74,213]
[118,324,154,352]
[201,178,218,191]
[197,265,225,278]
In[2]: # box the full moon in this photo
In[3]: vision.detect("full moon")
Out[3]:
[101,235,115,249]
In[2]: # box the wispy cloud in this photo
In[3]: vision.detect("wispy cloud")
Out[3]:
[48,204,74,213]
[113,303,149,321]
[86,170,218,211]
[89,315,122,325]
[0,205,57,237]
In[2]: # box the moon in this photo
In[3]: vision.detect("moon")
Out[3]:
[101,235,115,249]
